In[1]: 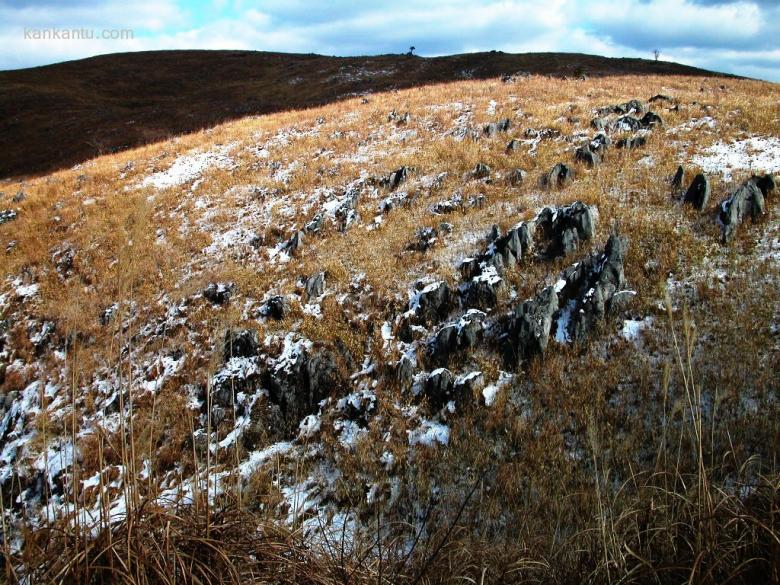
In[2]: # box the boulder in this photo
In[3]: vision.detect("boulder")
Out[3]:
[407,227,439,252]
[469,163,491,180]
[590,133,611,156]
[649,94,672,104]
[590,117,607,131]
[459,265,503,310]
[683,174,710,210]
[718,180,765,243]
[12,191,26,203]
[543,163,575,189]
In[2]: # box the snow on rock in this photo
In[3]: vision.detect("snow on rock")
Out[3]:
[482,371,513,407]
[690,136,780,182]
[621,317,653,342]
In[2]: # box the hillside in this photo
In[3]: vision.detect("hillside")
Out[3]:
[0,50,730,179]
[0,71,778,583]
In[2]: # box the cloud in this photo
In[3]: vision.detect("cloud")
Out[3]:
[0,0,778,81]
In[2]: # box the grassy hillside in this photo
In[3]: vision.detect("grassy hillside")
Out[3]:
[0,50,730,179]
[0,70,778,583]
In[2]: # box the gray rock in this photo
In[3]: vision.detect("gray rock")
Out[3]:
[501,286,559,367]
[304,272,325,300]
[556,235,627,342]
[683,174,710,210]
[407,227,439,252]
[411,281,454,324]
[612,116,643,132]
[543,163,575,188]
[535,201,595,259]
[12,191,25,203]
[751,174,775,199]
[470,163,492,180]
[591,117,607,131]
[719,180,765,243]
[590,133,611,155]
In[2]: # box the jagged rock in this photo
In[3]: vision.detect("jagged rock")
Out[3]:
[575,145,601,168]
[649,94,672,103]
[304,272,325,300]
[599,99,645,116]
[684,174,710,210]
[382,166,409,191]
[640,111,664,128]
[612,116,643,132]
[535,201,595,259]
[431,193,463,214]
[718,180,765,242]
[204,282,234,305]
[543,163,575,188]
[407,227,439,252]
[409,281,454,325]
[424,368,455,409]
[459,265,503,310]
[556,234,627,342]
[0,210,17,225]
[591,117,607,131]
[506,139,522,153]
[12,191,25,203]
[672,166,685,191]
[616,136,647,150]
[454,371,484,397]
[261,295,290,320]
[590,133,611,156]
[501,286,559,367]
[459,257,482,280]
[751,174,776,199]
[224,329,260,361]
[483,118,511,137]
[506,169,526,186]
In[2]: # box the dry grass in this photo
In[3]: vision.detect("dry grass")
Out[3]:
[1,71,778,583]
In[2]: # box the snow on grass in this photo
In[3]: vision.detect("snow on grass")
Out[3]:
[621,317,653,342]
[407,419,450,447]
[139,143,238,190]
[690,136,780,182]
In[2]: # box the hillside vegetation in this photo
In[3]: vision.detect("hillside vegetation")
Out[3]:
[0,71,778,583]
[0,50,729,179]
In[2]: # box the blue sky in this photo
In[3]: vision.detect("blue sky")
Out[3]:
[1,0,779,81]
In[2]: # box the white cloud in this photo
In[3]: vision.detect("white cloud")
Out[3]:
[0,0,778,81]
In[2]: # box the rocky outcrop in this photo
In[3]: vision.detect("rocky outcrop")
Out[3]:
[501,286,559,367]
[382,166,410,191]
[718,179,766,242]
[428,310,486,365]
[575,145,601,168]
[534,201,595,259]
[506,169,526,186]
[483,118,511,137]
[0,210,16,225]
[304,272,325,300]
[223,329,260,361]
[261,295,290,320]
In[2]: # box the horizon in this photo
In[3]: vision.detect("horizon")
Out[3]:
[1,0,779,82]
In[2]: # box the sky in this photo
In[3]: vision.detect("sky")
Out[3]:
[1,0,779,81]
